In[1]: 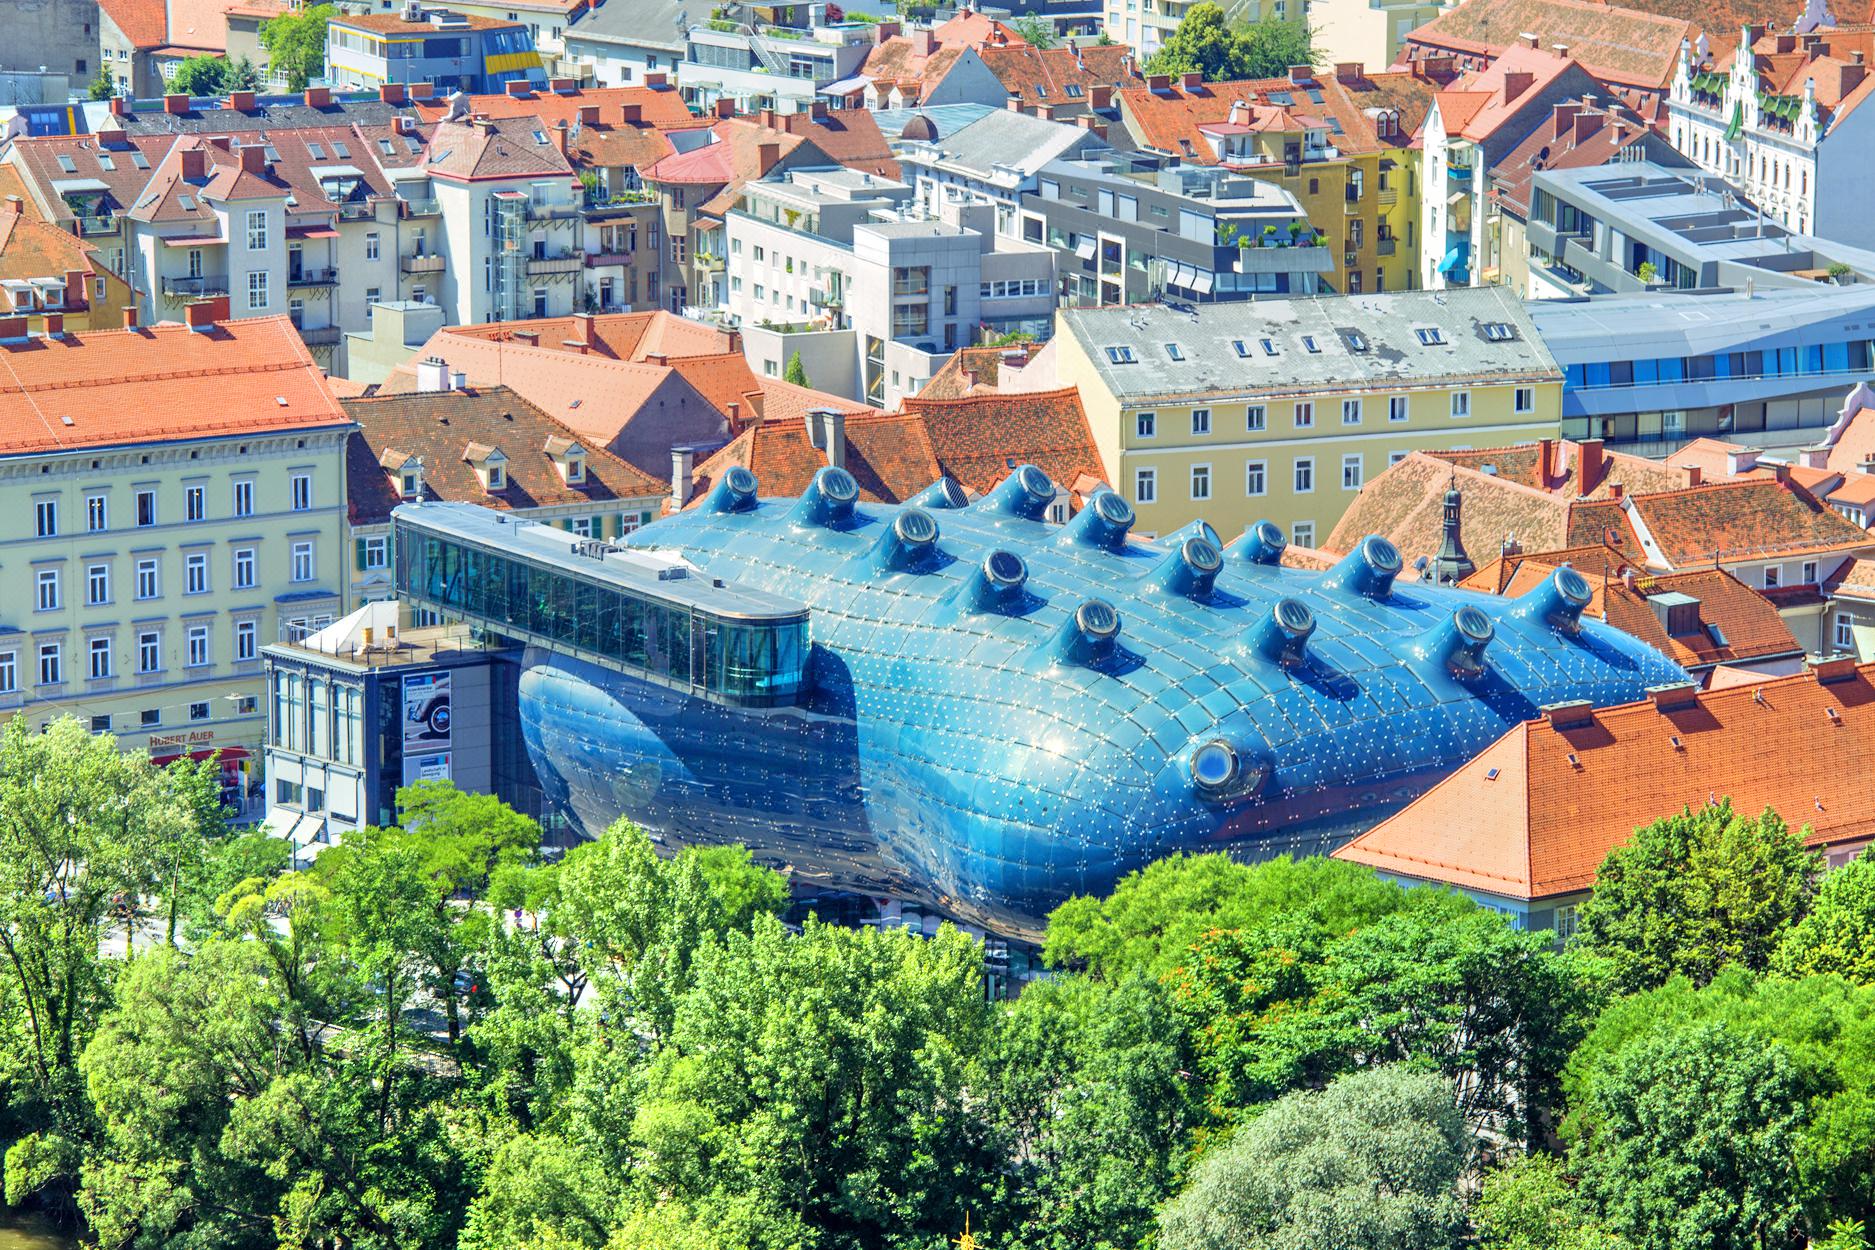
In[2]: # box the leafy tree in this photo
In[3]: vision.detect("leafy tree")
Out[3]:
[1567,1020,1807,1250]
[225,55,260,91]
[1158,1065,1469,1250]
[685,842,789,933]
[1142,5,1313,82]
[259,3,334,91]
[1474,1154,1631,1250]
[1042,852,1407,981]
[782,351,810,386]
[167,55,228,97]
[87,67,115,101]
[0,717,212,1204]
[1576,801,1819,993]
[395,779,541,896]
[977,973,1200,1249]
[1775,849,1875,983]
[632,916,994,1249]
[1011,15,1059,47]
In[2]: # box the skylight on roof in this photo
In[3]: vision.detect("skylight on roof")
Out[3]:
[1260,337,1279,356]
[131,152,149,169]
[1104,345,1137,364]
[332,141,350,158]
[55,155,76,174]
[1414,326,1446,346]
[1065,84,1084,98]
[379,138,394,155]
[308,142,326,159]
[97,154,114,171]
[1481,321,1519,342]
[1035,84,1047,98]
[177,194,195,211]
[1345,330,1369,352]
[532,129,549,145]
[1300,335,1320,353]
[263,145,280,163]
[1232,339,1251,357]
[1164,342,1184,361]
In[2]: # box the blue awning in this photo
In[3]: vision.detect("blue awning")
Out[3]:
[1438,242,1471,275]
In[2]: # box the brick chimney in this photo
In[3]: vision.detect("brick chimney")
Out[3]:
[379,82,408,103]
[1683,464,1703,487]
[1503,70,1535,102]
[643,71,668,87]
[303,86,330,107]
[1574,109,1602,143]
[646,352,669,366]
[1335,61,1365,82]
[1180,71,1203,91]
[714,98,736,118]
[1077,117,1107,137]
[1726,446,1761,475]
[183,295,229,330]
[180,148,208,180]
[1288,64,1312,84]
[1089,84,1113,109]
[757,141,781,170]
[229,90,256,111]
[163,94,189,114]
[758,107,778,129]
[505,79,532,97]
[1,195,19,217]
[1576,437,1604,490]
[1771,461,1792,484]
[1146,73,1170,92]
[110,95,130,116]
[1552,100,1581,137]
[1801,445,1832,469]
[809,100,828,119]
[1537,436,1556,485]
[0,316,27,340]
[1520,30,1539,48]
[549,77,575,92]
[239,143,267,173]
[873,19,900,44]
[63,269,87,309]
[122,305,139,329]
[551,119,569,157]
[410,82,435,99]
[620,102,642,124]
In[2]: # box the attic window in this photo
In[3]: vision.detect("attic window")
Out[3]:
[1035,84,1047,98]
[275,395,288,406]
[308,142,326,159]
[1414,326,1446,346]
[263,145,280,162]
[1232,339,1251,357]
[332,141,350,158]
[1104,345,1137,364]
[1481,321,1518,342]
[1345,330,1370,351]
[401,471,420,496]
[1300,335,1320,353]
[1260,337,1279,355]
[97,153,115,171]
[486,463,506,490]
[379,138,395,155]
[131,152,149,169]
[177,194,195,211]
[532,129,549,145]
[565,454,585,483]
[1485,767,1499,780]
[1164,342,1185,361]
[55,155,76,174]
[1066,84,1084,98]
[1706,622,1729,648]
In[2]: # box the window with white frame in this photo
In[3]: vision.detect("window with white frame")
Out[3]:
[86,493,107,532]
[246,209,267,249]
[233,480,253,517]
[1450,390,1471,418]
[234,547,256,589]
[365,232,380,260]
[1388,395,1408,422]
[1190,463,1211,500]
[1803,560,1819,584]
[1341,398,1362,425]
[185,485,205,522]
[291,541,314,582]
[1837,612,1855,650]
[1136,410,1156,438]
[88,637,111,680]
[1292,520,1315,547]
[34,499,56,537]
[1135,467,1157,503]
[291,473,312,511]
[136,488,156,527]
[236,619,256,661]
[35,568,58,611]
[0,650,16,694]
[187,625,209,668]
[1295,457,1315,493]
[1764,565,1781,589]
[1514,386,1535,414]
[362,537,388,570]
[1342,453,1363,490]
[137,631,159,674]
[1191,408,1211,435]
[1294,401,1314,428]
[1246,404,1265,431]
[1246,460,1267,496]
[135,559,158,600]
[38,642,60,686]
[247,271,269,310]
[87,563,109,605]
[1554,903,1579,942]
[185,552,208,595]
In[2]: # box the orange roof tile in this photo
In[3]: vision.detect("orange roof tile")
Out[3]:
[1335,661,1875,899]
[978,43,1142,109]
[1435,45,1600,142]
[424,116,576,182]
[98,0,169,49]
[1405,0,1700,90]
[1826,406,1875,474]
[691,409,941,505]
[1827,474,1875,508]
[932,8,1027,45]
[1118,68,1434,163]
[1626,477,1875,566]
[410,85,700,172]
[0,315,347,456]
[903,386,1108,498]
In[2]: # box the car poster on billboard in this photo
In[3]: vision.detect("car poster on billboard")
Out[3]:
[401,672,452,784]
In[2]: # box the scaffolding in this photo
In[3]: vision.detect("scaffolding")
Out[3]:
[492,190,529,321]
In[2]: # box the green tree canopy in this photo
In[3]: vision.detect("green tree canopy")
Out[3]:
[167,55,229,97]
[1774,849,1875,983]
[1474,1153,1631,1250]
[1141,5,1313,82]
[1011,15,1059,47]
[1575,800,1819,993]
[782,351,810,386]
[87,67,115,101]
[1158,1065,1468,1250]
[259,3,334,91]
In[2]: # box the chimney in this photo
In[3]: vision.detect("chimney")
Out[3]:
[410,82,435,99]
[1843,60,1866,96]
[505,79,532,98]
[645,352,669,366]
[1725,447,1761,475]
[1576,438,1605,491]
[239,143,267,173]
[1334,61,1364,82]
[714,98,736,119]
[42,313,63,337]
[810,100,827,119]
[180,148,208,180]
[1147,73,1171,92]
[1288,64,1312,84]
[379,82,408,103]
[163,94,189,114]
[644,71,668,88]
[183,296,228,330]
[1,195,18,217]
[229,90,256,111]
[757,141,781,169]
[1573,109,1600,143]
[727,400,740,427]
[549,77,575,93]
[122,305,139,329]
[1801,445,1832,469]
[873,19,901,45]
[110,95,129,116]
[823,408,846,469]
[1647,681,1701,711]
[449,368,466,391]
[620,102,642,124]
[578,104,601,126]
[63,269,86,309]
[1521,30,1539,48]
[726,329,741,353]
[304,86,331,108]
[417,356,449,392]
[1077,117,1107,137]
[1180,71,1203,91]
[1503,70,1535,102]
[1683,464,1703,487]
[1772,461,1792,484]
[1542,700,1596,729]
[551,119,569,157]
[0,316,26,340]
[912,28,935,55]
[990,25,1005,45]
[1609,482,1625,502]
[1551,100,1580,137]
[1552,42,1570,58]
[671,448,696,506]
[1090,84,1113,109]
[1537,436,1556,484]
[573,311,594,346]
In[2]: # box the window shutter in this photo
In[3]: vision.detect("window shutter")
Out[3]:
[354,538,367,571]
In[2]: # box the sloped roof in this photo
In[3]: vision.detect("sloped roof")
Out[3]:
[978,43,1142,108]
[1627,477,1875,566]
[0,212,104,287]
[1406,0,1697,89]
[860,40,970,102]
[932,7,1027,45]
[127,136,294,225]
[333,9,519,30]
[410,85,700,171]
[433,309,735,362]
[166,0,244,50]
[1117,68,1435,163]
[342,384,664,525]
[10,133,178,222]
[424,116,575,182]
[1431,437,1686,499]
[1435,45,1600,142]
[1488,100,1663,216]
[690,410,942,504]
[0,315,346,456]
[904,386,1107,497]
[1334,661,1875,900]
[767,108,900,179]
[98,0,170,49]
[1826,406,1875,473]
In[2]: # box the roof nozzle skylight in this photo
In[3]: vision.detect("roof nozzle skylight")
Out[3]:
[1515,563,1594,633]
[1322,535,1402,599]
[1146,535,1224,599]
[701,464,761,513]
[1419,605,1496,678]
[1225,519,1288,566]
[790,464,861,528]
[1051,597,1123,666]
[1061,488,1135,550]
[978,463,1055,520]
[1189,737,1272,799]
[907,474,968,510]
[952,548,1030,614]
[1248,596,1316,666]
[870,506,941,572]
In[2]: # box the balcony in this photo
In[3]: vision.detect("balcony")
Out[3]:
[527,203,581,223]
[288,267,339,288]
[525,254,583,276]
[401,252,446,274]
[401,198,441,217]
[1377,238,1397,256]
[695,251,724,272]
[74,215,118,237]
[584,250,634,268]
[1378,187,1399,208]
[296,325,342,346]
[809,285,842,306]
[160,274,229,299]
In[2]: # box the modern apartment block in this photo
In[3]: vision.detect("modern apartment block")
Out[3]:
[1529,285,1875,454]
[0,308,351,810]
[679,19,873,116]
[1022,156,1333,304]
[327,5,547,96]
[1051,286,1563,543]
[724,166,1056,407]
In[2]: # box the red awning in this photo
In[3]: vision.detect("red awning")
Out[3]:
[286,224,341,240]
[151,746,250,767]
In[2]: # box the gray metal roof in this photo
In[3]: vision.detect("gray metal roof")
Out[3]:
[1059,286,1560,402]
[872,104,998,140]
[903,108,1106,180]
[1527,285,1875,360]
[117,98,407,136]
[564,0,688,49]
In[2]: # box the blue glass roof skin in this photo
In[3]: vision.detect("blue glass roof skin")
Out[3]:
[517,466,1689,938]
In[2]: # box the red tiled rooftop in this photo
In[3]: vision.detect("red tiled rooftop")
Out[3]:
[1626,476,1875,566]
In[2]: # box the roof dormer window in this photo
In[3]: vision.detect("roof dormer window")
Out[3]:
[565,453,585,483]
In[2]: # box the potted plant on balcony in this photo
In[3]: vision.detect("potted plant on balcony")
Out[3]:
[1288,219,1306,243]
[1261,223,1280,248]
[1637,260,1659,284]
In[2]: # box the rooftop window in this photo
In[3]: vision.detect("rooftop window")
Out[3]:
[1164,342,1184,361]
[1105,345,1137,364]
[1301,335,1320,353]
[1260,337,1279,356]
[55,155,76,174]
[1481,321,1518,342]
[1415,326,1446,346]
[1345,330,1369,351]
[1232,339,1251,357]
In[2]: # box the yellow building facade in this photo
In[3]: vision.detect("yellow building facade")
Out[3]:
[1054,287,1563,546]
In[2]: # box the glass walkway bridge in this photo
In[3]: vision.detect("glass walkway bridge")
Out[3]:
[392,502,810,709]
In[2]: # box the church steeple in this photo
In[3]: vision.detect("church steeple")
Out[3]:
[1430,479,1475,586]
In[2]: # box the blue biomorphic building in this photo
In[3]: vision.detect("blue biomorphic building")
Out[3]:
[394,466,1687,937]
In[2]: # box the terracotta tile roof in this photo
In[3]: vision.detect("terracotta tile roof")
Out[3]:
[1435,46,1600,142]
[1827,556,1875,600]
[691,410,941,504]
[666,352,764,420]
[334,10,520,31]
[0,169,45,224]
[918,344,1023,397]
[0,315,347,456]
[978,43,1142,109]
[165,0,244,50]
[1334,661,1875,900]
[127,136,294,226]
[903,386,1108,498]
[766,109,900,179]
[1327,450,1647,567]
[1406,0,1698,89]
[1664,435,1758,475]
[0,212,103,295]
[410,85,699,172]
[932,8,1027,45]
[341,384,663,525]
[1827,474,1875,508]
[1117,68,1434,164]
[1827,406,1875,473]
[423,116,576,182]
[859,41,970,103]
[643,121,807,186]
[10,134,178,224]
[749,377,877,426]
[1693,26,1875,132]
[1431,437,1687,498]
[1489,100,1662,216]
[432,309,735,361]
[1462,546,1800,669]
[1627,477,1875,566]
[98,0,170,48]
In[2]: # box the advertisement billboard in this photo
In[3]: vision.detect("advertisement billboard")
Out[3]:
[401,672,452,784]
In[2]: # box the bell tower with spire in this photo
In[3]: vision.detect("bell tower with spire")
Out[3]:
[1430,477,1475,586]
